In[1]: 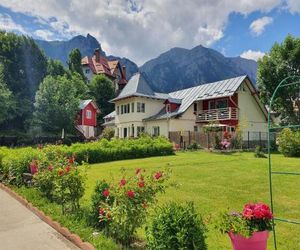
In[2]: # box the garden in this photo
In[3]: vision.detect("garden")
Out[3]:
[0,130,299,249]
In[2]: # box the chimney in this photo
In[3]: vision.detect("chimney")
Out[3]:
[122,65,126,80]
[94,48,100,62]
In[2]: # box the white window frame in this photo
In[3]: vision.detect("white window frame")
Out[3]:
[86,110,92,119]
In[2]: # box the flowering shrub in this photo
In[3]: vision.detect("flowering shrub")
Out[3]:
[146,202,207,250]
[95,168,170,245]
[216,202,273,238]
[34,154,86,213]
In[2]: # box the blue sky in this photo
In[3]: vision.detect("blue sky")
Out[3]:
[0,1,299,65]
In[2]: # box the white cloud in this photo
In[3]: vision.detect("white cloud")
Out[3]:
[0,0,284,64]
[0,13,27,34]
[286,0,300,13]
[34,29,54,40]
[250,16,273,36]
[240,50,265,61]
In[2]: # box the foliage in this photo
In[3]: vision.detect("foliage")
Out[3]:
[0,31,48,130]
[146,202,207,250]
[257,34,300,125]
[70,135,174,164]
[214,135,222,150]
[278,128,300,157]
[100,127,115,140]
[89,75,115,121]
[68,48,85,79]
[47,59,67,77]
[187,141,201,150]
[98,168,170,245]
[33,154,86,213]
[254,145,267,158]
[33,74,88,133]
[90,180,114,229]
[216,202,273,238]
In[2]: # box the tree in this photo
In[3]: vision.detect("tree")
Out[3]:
[68,48,84,79]
[0,31,48,130]
[257,34,300,124]
[47,59,67,77]
[33,74,88,133]
[89,75,115,122]
[0,64,16,125]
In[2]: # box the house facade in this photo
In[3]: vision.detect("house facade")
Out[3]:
[107,73,268,138]
[81,48,127,92]
[76,100,100,138]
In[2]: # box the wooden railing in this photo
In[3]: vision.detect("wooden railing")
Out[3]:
[196,107,238,122]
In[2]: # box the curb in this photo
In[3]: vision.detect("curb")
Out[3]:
[0,183,95,250]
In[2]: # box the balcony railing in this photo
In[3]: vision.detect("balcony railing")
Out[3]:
[196,107,238,122]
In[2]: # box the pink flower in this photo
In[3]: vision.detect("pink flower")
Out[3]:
[103,189,110,197]
[65,165,71,173]
[138,181,145,188]
[127,190,135,198]
[99,208,105,215]
[48,165,54,171]
[58,169,64,177]
[119,179,126,187]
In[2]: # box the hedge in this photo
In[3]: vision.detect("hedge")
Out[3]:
[0,136,174,185]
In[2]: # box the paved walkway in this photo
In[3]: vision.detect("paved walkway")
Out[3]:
[0,189,80,250]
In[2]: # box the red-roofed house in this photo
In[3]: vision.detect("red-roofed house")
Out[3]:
[75,100,100,138]
[81,48,127,92]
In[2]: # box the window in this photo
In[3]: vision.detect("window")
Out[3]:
[193,103,198,112]
[127,103,130,113]
[216,99,228,109]
[194,126,198,132]
[137,102,145,113]
[85,69,90,74]
[131,125,135,137]
[131,102,135,112]
[123,127,128,138]
[208,100,215,110]
[116,106,120,115]
[137,126,145,136]
[226,126,236,133]
[86,110,92,119]
[166,104,171,113]
[152,126,160,136]
[121,105,124,114]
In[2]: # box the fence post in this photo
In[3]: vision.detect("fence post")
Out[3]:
[248,131,250,149]
[188,131,191,146]
[259,132,262,147]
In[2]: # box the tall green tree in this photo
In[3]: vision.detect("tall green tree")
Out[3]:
[0,31,48,129]
[68,48,84,79]
[33,74,88,133]
[257,34,300,124]
[47,59,67,77]
[89,75,115,122]
[0,63,16,125]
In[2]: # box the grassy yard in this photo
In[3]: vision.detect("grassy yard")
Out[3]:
[16,151,299,249]
[82,151,299,250]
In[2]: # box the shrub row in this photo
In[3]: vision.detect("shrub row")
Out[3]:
[278,128,300,157]
[0,136,174,185]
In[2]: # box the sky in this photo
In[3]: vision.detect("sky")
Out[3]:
[0,0,300,65]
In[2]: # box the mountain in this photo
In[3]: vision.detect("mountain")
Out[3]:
[35,34,138,79]
[36,34,257,92]
[140,45,257,92]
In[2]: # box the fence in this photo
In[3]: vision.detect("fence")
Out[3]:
[169,131,277,149]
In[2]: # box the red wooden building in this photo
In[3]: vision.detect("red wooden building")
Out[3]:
[76,100,100,138]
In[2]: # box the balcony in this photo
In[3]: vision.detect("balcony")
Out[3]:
[196,107,238,122]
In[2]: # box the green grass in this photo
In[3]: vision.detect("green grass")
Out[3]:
[15,151,300,249]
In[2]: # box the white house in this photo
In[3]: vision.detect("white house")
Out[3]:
[107,73,268,138]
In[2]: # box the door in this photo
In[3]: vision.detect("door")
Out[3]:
[123,127,127,138]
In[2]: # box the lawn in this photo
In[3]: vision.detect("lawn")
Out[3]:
[82,151,300,250]
[15,151,299,249]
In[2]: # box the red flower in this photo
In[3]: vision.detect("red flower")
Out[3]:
[48,165,54,171]
[65,165,71,173]
[68,158,74,165]
[138,181,145,188]
[103,188,110,197]
[119,179,126,187]
[58,169,64,177]
[242,202,273,220]
[154,171,162,180]
[136,168,141,175]
[99,208,105,215]
[142,202,148,209]
[127,190,135,198]
[30,160,39,175]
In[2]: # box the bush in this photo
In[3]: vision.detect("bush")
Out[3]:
[146,202,207,250]
[187,141,201,150]
[214,135,222,150]
[278,128,300,157]
[90,180,114,229]
[97,168,170,245]
[100,127,115,140]
[254,145,267,158]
